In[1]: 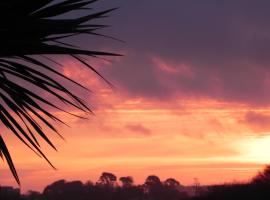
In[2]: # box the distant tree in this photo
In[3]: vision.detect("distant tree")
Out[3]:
[144,175,165,200]
[119,176,134,188]
[43,180,66,200]
[43,180,85,200]
[164,178,180,189]
[163,178,188,200]
[252,165,270,186]
[98,172,117,187]
[145,175,162,187]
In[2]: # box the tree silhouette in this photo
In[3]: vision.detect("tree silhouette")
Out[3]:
[145,175,162,187]
[43,180,86,200]
[144,175,165,200]
[164,178,180,189]
[43,179,66,199]
[163,178,188,200]
[252,165,270,185]
[98,172,117,187]
[0,0,119,184]
[119,176,134,188]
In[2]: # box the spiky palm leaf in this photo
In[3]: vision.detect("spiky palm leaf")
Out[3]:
[0,0,119,184]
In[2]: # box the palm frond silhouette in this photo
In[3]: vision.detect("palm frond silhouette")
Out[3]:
[0,0,119,184]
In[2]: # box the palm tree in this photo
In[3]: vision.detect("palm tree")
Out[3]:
[0,0,119,184]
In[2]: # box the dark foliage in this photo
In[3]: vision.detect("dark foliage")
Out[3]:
[3,167,270,200]
[0,172,188,200]
[0,0,119,184]
[251,164,270,186]
[190,165,270,200]
[190,183,270,200]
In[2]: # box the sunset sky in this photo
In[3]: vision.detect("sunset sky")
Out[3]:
[2,0,270,193]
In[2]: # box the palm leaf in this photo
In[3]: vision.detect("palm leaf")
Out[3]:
[0,0,119,184]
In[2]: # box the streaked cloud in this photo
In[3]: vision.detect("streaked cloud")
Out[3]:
[125,124,152,135]
[3,0,270,193]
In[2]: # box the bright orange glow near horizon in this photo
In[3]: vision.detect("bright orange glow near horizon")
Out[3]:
[1,71,270,193]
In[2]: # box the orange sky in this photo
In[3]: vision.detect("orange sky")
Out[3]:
[1,59,270,193]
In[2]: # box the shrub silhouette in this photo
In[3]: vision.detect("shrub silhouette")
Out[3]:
[252,164,270,186]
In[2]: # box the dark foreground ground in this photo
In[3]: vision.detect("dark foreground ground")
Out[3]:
[2,181,270,200]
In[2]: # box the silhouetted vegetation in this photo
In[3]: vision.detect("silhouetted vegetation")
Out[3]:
[0,0,119,184]
[3,165,270,200]
[1,172,189,200]
[191,165,270,200]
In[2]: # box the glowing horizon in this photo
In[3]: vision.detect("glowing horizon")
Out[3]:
[1,86,270,192]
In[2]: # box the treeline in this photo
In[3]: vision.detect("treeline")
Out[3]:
[190,165,270,200]
[2,165,270,200]
[1,173,190,200]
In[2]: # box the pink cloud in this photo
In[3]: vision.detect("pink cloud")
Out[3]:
[125,124,152,135]
[240,111,270,132]
[152,57,194,78]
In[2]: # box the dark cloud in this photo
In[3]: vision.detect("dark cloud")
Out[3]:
[82,0,270,106]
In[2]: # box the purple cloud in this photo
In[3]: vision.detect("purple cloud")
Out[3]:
[240,111,270,132]
[86,1,270,106]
